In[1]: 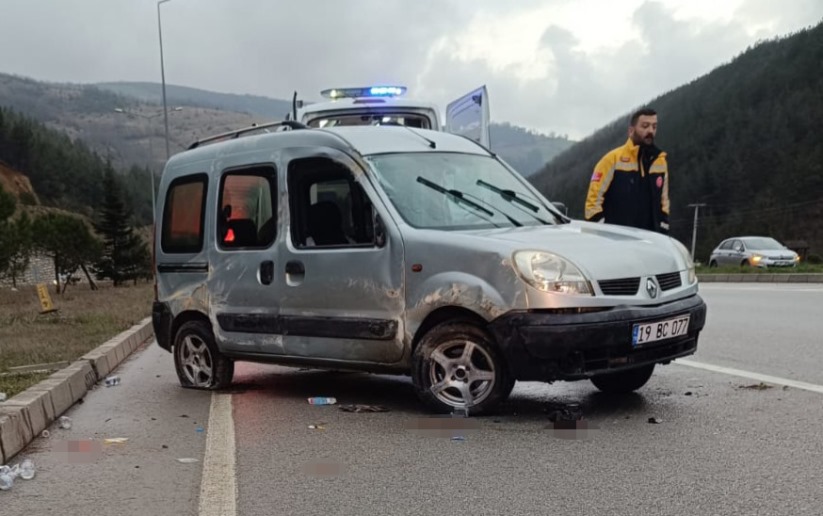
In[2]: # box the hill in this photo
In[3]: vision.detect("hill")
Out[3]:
[531,23,823,260]
[96,81,294,119]
[0,161,39,205]
[95,81,573,176]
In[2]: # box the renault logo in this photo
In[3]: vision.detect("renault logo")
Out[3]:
[646,278,659,299]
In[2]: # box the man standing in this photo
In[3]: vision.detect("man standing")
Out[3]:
[584,108,669,234]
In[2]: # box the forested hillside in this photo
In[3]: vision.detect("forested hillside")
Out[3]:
[0,107,152,222]
[532,23,823,259]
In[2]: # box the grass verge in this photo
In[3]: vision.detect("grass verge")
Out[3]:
[697,263,823,274]
[0,282,153,397]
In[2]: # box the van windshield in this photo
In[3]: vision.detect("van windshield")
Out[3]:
[366,152,562,230]
[307,113,431,129]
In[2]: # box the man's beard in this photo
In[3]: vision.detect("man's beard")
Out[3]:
[632,133,654,146]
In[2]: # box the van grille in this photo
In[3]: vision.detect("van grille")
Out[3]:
[656,272,683,291]
[598,277,640,296]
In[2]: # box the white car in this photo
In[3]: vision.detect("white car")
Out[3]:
[709,236,800,268]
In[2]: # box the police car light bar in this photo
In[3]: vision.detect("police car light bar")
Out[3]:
[321,86,407,99]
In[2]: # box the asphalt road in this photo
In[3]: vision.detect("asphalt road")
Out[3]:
[3,284,822,516]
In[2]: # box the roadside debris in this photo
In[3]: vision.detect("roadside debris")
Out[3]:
[41,430,50,438]
[546,402,583,424]
[648,417,663,424]
[739,382,773,390]
[196,426,205,434]
[0,392,7,402]
[307,397,337,405]
[0,459,36,491]
[59,416,72,430]
[339,404,389,413]
[103,437,129,444]
[104,375,121,387]
[177,458,199,464]
[685,391,693,396]
[308,424,326,430]
[450,436,466,442]
[451,407,469,418]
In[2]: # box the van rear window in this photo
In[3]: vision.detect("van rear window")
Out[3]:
[162,174,207,254]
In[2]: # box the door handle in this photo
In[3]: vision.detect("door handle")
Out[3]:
[260,260,274,285]
[285,261,305,275]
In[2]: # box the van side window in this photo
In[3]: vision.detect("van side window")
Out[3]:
[288,157,375,248]
[162,174,208,254]
[218,167,277,249]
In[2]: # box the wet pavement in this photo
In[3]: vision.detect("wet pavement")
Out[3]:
[3,284,822,515]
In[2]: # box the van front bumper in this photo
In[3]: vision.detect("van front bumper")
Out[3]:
[488,294,707,381]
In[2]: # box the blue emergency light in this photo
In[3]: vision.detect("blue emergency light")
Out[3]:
[321,86,407,99]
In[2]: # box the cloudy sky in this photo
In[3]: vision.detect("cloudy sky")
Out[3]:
[2,0,822,138]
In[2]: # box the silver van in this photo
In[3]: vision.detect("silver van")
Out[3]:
[152,123,707,414]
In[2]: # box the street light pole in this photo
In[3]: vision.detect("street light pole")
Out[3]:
[158,0,172,160]
[688,203,707,260]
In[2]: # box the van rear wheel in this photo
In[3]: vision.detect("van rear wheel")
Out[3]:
[590,364,655,394]
[173,321,234,390]
[412,321,514,415]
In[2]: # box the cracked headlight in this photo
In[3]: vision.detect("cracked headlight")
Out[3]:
[671,239,696,284]
[513,251,592,295]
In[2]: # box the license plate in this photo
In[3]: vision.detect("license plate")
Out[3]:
[632,315,690,346]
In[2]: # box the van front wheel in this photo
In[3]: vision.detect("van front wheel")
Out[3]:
[173,321,234,390]
[412,321,513,415]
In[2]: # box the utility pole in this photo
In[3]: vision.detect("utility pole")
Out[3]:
[688,203,706,260]
[158,0,173,160]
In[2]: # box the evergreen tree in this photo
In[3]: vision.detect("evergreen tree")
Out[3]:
[0,185,17,278]
[93,164,150,286]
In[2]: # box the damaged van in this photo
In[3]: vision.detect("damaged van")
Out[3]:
[152,122,707,414]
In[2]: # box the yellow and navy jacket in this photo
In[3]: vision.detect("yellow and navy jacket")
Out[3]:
[584,138,670,234]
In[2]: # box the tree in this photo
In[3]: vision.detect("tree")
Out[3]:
[5,212,34,289]
[32,212,101,293]
[93,165,150,286]
[0,185,17,280]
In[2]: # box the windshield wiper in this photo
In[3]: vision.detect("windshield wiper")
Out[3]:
[416,176,512,226]
[475,179,561,224]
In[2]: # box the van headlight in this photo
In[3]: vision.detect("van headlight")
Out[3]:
[513,251,592,295]
[671,239,696,284]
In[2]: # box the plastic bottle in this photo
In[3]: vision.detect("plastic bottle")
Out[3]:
[0,471,12,491]
[59,416,72,430]
[451,406,469,418]
[20,459,35,480]
[307,397,337,405]
[104,376,121,387]
[0,392,7,402]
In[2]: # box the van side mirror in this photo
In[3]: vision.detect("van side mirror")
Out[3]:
[374,212,387,248]
[551,202,568,216]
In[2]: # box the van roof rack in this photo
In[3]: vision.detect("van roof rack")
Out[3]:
[187,121,309,150]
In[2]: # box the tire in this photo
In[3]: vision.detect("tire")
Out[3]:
[590,364,655,394]
[412,321,514,415]
[741,260,750,267]
[173,320,234,390]
[709,260,718,268]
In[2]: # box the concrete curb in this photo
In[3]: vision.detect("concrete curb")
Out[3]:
[698,273,823,283]
[0,317,153,464]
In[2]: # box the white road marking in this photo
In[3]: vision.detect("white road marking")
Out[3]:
[199,393,237,516]
[676,359,823,394]
[699,284,823,292]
